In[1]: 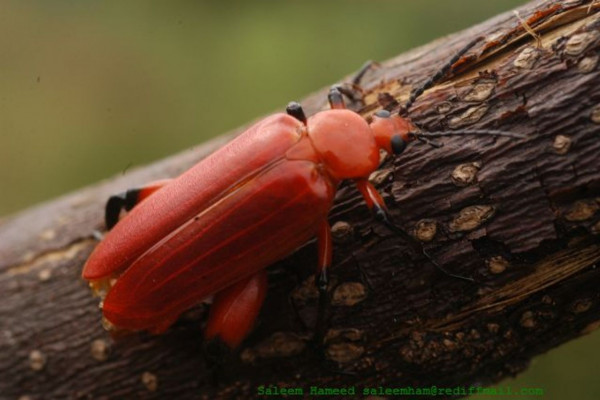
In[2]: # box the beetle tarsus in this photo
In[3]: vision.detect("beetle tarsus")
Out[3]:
[373,204,475,283]
[313,287,329,347]
[313,222,332,348]
[203,338,235,385]
[422,247,476,283]
[314,271,329,344]
[351,60,379,86]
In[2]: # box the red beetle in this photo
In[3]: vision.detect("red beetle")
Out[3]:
[82,39,523,349]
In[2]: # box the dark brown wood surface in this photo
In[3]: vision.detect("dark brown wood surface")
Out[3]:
[2,1,600,398]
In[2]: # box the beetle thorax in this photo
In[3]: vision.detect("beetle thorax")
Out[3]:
[307,109,380,180]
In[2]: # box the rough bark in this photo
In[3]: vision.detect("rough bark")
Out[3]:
[2,1,600,398]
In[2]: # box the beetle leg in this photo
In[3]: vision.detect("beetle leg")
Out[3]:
[314,220,333,345]
[355,179,474,282]
[328,87,346,110]
[316,220,333,336]
[352,60,378,86]
[329,83,366,111]
[334,85,362,104]
[331,60,380,110]
[204,270,268,349]
[105,179,171,230]
[286,101,307,125]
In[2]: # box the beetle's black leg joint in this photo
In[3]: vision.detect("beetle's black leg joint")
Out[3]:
[104,189,140,230]
[286,101,307,125]
[124,189,140,211]
[317,270,329,294]
[105,192,127,230]
[373,204,387,223]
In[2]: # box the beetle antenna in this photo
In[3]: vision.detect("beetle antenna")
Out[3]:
[414,135,443,148]
[400,36,484,114]
[411,129,527,140]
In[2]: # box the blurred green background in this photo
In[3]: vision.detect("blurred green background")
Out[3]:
[1,0,598,398]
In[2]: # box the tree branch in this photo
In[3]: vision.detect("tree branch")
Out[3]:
[2,1,600,398]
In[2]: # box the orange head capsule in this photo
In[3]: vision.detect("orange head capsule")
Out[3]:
[369,109,417,156]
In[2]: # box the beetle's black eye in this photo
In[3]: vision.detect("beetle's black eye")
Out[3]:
[375,110,391,118]
[391,134,407,155]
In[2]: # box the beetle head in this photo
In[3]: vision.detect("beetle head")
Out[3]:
[369,110,417,155]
